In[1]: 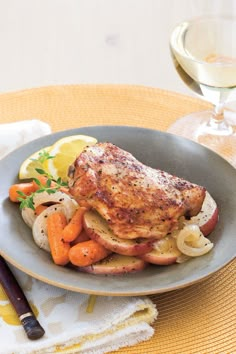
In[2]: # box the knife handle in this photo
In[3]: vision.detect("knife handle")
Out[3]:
[0,256,45,340]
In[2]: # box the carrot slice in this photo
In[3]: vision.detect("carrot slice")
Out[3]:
[9,182,37,202]
[69,240,111,267]
[62,207,87,242]
[47,212,70,266]
[34,204,48,216]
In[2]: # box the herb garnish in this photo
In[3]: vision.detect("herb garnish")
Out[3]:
[17,150,68,210]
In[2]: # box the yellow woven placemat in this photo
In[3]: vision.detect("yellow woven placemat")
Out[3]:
[0,84,235,354]
[0,84,212,132]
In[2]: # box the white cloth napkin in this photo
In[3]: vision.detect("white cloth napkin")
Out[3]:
[0,120,158,354]
[0,119,51,159]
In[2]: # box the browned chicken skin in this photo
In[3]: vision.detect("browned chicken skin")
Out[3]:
[68,142,205,239]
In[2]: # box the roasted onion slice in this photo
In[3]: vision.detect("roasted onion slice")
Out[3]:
[22,191,78,228]
[176,224,213,257]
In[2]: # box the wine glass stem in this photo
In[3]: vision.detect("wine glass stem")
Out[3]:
[214,103,224,121]
[206,103,233,135]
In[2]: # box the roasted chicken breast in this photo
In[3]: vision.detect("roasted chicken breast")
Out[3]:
[68,142,205,239]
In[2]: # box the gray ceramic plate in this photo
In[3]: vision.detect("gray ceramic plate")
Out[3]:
[0,126,235,296]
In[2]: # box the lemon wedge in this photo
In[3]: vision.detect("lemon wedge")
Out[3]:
[46,135,97,181]
[19,147,50,179]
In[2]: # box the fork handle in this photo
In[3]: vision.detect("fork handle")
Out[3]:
[0,256,45,340]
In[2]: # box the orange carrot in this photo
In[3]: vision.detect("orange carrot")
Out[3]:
[71,229,90,246]
[78,200,91,208]
[32,176,70,195]
[62,207,87,242]
[59,186,70,195]
[9,182,37,202]
[47,212,70,266]
[32,176,57,190]
[34,204,48,216]
[69,240,111,267]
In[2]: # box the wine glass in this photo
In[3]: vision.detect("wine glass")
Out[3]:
[168,16,236,168]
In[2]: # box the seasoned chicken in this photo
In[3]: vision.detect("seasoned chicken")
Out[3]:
[68,142,205,239]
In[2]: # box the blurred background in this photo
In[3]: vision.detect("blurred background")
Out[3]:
[0,0,235,96]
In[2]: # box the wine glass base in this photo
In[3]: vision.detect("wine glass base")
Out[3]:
[167,110,236,168]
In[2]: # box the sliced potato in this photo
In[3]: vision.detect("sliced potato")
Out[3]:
[83,210,154,256]
[187,191,219,236]
[77,253,147,275]
[140,235,182,265]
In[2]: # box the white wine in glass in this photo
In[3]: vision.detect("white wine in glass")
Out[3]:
[168,16,236,167]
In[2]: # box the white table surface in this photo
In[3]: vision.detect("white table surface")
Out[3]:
[0,0,235,98]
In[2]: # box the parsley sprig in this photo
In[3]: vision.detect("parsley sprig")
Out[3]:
[18,150,68,210]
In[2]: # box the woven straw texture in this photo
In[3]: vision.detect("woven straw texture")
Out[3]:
[0,84,235,354]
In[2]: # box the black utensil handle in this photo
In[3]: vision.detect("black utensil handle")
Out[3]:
[0,256,45,340]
